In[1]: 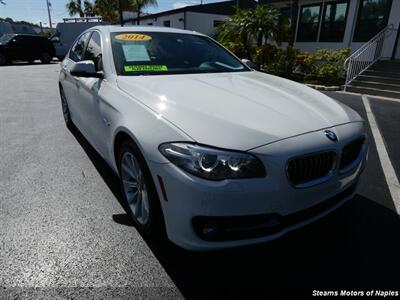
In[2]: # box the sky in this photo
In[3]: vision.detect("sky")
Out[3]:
[0,0,219,26]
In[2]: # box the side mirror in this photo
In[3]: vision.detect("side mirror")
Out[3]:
[241,59,254,69]
[70,60,103,78]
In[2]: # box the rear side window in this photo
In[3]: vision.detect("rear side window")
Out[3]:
[69,32,90,62]
[84,31,102,71]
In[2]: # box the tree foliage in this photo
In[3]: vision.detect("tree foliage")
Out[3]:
[129,0,158,24]
[66,0,95,17]
[91,0,157,24]
[216,5,282,52]
[93,0,119,22]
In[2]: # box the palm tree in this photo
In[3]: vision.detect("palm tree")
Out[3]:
[66,0,94,17]
[215,9,253,57]
[129,0,158,25]
[248,5,280,46]
[83,0,95,16]
[93,0,118,22]
[93,0,136,23]
[216,5,281,48]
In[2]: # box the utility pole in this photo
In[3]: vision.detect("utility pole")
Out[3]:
[46,0,52,29]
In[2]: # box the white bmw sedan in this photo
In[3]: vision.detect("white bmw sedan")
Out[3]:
[59,25,368,251]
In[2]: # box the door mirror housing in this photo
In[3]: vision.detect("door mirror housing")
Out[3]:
[241,59,254,69]
[70,60,103,78]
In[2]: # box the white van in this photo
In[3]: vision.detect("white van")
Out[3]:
[51,17,108,60]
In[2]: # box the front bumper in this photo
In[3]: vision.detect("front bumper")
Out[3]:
[150,122,367,251]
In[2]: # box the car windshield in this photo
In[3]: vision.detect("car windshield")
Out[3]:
[0,34,15,43]
[111,32,249,76]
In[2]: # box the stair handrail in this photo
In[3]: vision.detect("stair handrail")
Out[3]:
[344,24,395,90]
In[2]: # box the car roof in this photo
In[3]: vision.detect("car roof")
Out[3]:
[88,25,206,36]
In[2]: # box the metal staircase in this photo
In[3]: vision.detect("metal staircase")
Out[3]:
[344,24,400,99]
[346,60,400,99]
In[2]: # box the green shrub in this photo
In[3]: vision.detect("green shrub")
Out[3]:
[303,48,351,85]
[225,42,253,60]
[252,45,299,78]
[252,44,279,68]
[221,41,350,86]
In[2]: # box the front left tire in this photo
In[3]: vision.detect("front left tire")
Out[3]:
[117,139,165,238]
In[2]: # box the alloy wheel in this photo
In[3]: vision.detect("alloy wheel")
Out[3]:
[121,152,150,225]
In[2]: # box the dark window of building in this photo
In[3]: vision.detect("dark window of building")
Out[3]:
[163,20,171,27]
[296,4,322,42]
[280,6,292,23]
[213,20,224,27]
[320,0,349,42]
[353,0,393,42]
[147,22,153,25]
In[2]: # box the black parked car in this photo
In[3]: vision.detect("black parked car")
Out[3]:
[0,34,55,65]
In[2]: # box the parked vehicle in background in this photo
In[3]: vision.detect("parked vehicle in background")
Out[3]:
[0,21,37,37]
[0,34,55,65]
[51,17,108,60]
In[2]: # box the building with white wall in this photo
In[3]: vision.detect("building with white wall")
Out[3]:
[138,0,399,59]
[136,0,257,37]
[264,0,400,59]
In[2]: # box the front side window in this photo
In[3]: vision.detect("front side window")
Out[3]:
[320,0,349,42]
[84,31,102,71]
[69,32,91,62]
[353,0,393,42]
[111,32,249,76]
[297,4,322,42]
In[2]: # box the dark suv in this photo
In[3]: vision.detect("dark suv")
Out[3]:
[0,34,55,65]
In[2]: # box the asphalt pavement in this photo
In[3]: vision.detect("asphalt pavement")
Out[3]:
[0,63,399,299]
[0,63,181,299]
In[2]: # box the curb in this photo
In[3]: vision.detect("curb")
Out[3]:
[306,84,342,91]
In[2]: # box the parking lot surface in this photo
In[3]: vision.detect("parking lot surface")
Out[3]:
[0,63,399,299]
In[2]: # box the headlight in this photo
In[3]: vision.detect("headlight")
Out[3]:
[159,143,266,180]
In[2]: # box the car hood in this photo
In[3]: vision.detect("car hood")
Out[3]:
[117,71,362,150]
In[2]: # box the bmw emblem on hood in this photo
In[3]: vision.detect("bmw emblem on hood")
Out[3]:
[324,130,338,142]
